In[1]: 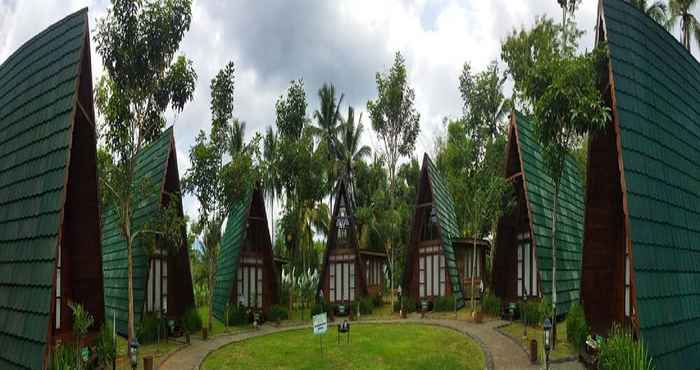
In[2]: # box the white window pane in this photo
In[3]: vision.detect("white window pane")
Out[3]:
[344,263,350,301]
[433,254,439,297]
[524,243,531,296]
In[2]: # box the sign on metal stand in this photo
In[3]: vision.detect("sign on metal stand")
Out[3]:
[313,312,328,355]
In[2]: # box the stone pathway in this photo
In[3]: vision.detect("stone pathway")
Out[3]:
[157,318,583,370]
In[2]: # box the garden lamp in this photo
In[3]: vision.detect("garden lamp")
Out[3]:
[128,338,140,370]
[543,318,552,370]
[397,286,403,316]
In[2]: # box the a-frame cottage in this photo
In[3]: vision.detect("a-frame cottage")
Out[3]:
[405,154,465,309]
[0,9,104,369]
[211,186,279,320]
[493,112,584,316]
[582,1,700,368]
[319,178,367,305]
[101,127,194,336]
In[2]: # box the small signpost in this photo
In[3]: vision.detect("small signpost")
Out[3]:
[313,312,328,355]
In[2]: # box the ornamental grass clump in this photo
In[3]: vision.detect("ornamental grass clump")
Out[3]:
[566,303,588,350]
[598,324,654,370]
[480,294,501,316]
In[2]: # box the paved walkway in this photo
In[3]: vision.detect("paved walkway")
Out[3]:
[157,318,583,370]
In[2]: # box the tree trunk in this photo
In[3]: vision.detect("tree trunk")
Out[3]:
[471,236,478,312]
[126,223,135,342]
[551,181,560,348]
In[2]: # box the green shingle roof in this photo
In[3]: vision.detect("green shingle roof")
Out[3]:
[101,127,177,336]
[602,0,700,367]
[513,112,584,315]
[0,8,89,370]
[423,154,465,308]
[211,191,253,321]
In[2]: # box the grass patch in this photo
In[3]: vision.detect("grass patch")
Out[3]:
[500,319,576,361]
[201,324,485,370]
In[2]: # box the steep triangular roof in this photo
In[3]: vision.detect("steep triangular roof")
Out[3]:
[410,154,465,308]
[0,9,93,370]
[510,112,585,315]
[212,186,277,320]
[595,1,700,367]
[101,127,188,336]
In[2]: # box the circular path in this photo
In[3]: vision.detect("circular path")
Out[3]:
[157,318,583,370]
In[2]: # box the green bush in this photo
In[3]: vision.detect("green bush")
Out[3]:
[267,304,289,321]
[183,306,202,333]
[226,304,249,326]
[51,343,81,370]
[394,296,417,313]
[136,313,163,344]
[598,324,654,370]
[433,296,456,312]
[566,303,588,350]
[94,322,116,368]
[371,294,383,307]
[310,302,326,316]
[519,300,544,326]
[354,297,374,315]
[481,294,501,316]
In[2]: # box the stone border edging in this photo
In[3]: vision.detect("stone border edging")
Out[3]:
[193,319,494,370]
[494,322,579,365]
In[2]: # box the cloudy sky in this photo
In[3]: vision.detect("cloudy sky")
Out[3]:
[0,0,637,221]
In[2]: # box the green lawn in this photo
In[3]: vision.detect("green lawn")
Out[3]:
[500,319,577,361]
[201,324,485,370]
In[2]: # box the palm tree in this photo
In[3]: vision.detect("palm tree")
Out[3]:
[632,0,670,28]
[312,83,344,209]
[263,127,282,245]
[336,106,371,199]
[670,0,700,50]
[228,118,246,155]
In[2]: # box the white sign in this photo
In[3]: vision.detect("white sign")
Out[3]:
[312,312,328,335]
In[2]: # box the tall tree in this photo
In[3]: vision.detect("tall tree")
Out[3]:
[94,0,196,344]
[367,51,420,310]
[670,0,700,50]
[336,106,372,197]
[502,10,610,342]
[632,0,670,27]
[263,127,282,246]
[313,84,344,211]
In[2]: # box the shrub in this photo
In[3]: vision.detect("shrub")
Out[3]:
[136,313,162,344]
[520,300,544,326]
[394,296,417,313]
[566,303,588,350]
[267,304,289,322]
[371,294,383,307]
[354,297,374,315]
[433,296,456,312]
[51,343,81,370]
[481,294,501,316]
[94,322,116,368]
[226,304,249,326]
[598,324,654,370]
[310,302,326,316]
[183,306,203,333]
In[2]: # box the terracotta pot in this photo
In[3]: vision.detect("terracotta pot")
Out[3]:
[475,311,484,323]
[530,339,538,364]
[143,356,154,370]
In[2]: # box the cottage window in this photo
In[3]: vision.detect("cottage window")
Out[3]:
[237,257,263,308]
[517,232,536,297]
[421,207,439,241]
[337,198,350,243]
[419,246,445,298]
[329,254,355,303]
[55,245,62,329]
[147,255,168,313]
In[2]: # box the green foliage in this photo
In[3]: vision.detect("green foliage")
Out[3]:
[519,300,545,326]
[194,282,208,307]
[669,0,700,50]
[433,296,457,312]
[68,303,94,341]
[267,305,289,322]
[394,296,417,313]
[598,324,654,370]
[136,313,163,344]
[276,79,308,141]
[311,302,326,316]
[371,294,383,307]
[481,294,501,316]
[51,343,81,370]
[566,303,588,350]
[95,322,116,368]
[183,307,203,333]
[225,304,249,326]
[354,297,375,315]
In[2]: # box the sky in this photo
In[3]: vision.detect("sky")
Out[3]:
[0,0,668,224]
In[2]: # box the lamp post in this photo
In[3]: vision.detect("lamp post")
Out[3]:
[128,338,139,370]
[543,318,552,370]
